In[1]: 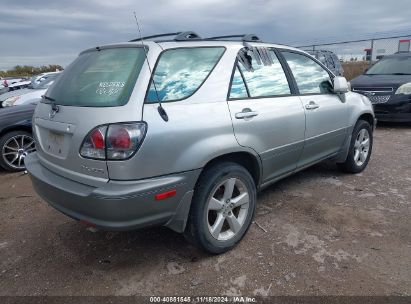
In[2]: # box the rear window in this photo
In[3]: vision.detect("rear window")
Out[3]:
[46,47,146,107]
[146,47,225,103]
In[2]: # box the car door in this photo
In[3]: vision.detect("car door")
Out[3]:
[280,50,350,168]
[227,48,306,184]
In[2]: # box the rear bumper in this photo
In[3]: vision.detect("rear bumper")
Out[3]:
[25,153,201,232]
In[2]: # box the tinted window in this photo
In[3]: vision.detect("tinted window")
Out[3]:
[229,67,248,98]
[147,47,225,103]
[47,48,146,107]
[237,50,290,97]
[283,52,333,94]
[366,56,411,75]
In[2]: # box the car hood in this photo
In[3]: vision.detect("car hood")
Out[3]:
[14,89,46,105]
[350,74,411,89]
[0,88,33,101]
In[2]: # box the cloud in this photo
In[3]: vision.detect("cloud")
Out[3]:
[1,0,411,70]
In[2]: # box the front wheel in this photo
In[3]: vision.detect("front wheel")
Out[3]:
[338,120,373,173]
[184,162,257,254]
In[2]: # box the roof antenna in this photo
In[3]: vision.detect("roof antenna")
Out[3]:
[133,11,168,122]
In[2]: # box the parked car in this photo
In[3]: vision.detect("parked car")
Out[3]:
[1,73,60,108]
[25,32,375,254]
[0,103,36,172]
[350,52,411,122]
[0,77,29,95]
[1,77,25,87]
[3,79,31,92]
[30,71,61,85]
[307,50,344,76]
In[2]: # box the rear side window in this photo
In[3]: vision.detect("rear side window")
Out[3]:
[229,67,248,98]
[229,49,290,99]
[282,51,333,94]
[146,47,225,103]
[46,48,146,107]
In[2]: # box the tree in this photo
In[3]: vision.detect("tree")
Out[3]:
[0,64,63,78]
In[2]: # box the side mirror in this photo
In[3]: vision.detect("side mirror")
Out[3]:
[333,76,349,93]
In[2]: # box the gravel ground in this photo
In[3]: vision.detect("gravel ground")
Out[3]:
[0,124,410,297]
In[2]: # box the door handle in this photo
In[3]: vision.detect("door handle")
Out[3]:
[305,101,320,110]
[235,108,259,119]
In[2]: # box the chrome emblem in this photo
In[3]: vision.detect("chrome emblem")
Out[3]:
[49,103,59,119]
[363,91,375,96]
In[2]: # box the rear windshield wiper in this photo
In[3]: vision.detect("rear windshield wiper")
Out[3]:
[41,95,55,103]
[390,73,411,75]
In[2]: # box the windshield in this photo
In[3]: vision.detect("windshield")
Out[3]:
[366,56,411,75]
[46,47,146,107]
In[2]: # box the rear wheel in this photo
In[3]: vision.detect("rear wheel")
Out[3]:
[184,162,257,254]
[338,120,372,173]
[0,131,35,172]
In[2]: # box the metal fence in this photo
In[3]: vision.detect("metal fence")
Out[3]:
[296,34,411,64]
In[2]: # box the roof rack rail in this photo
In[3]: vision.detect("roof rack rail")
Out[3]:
[129,32,180,42]
[174,31,202,41]
[129,31,201,42]
[207,34,261,42]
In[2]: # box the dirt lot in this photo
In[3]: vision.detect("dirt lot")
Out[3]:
[0,124,410,297]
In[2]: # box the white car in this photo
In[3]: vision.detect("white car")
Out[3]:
[6,79,31,90]
[1,73,60,107]
[31,71,61,85]
[0,77,28,95]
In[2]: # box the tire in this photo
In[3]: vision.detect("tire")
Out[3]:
[338,120,373,173]
[0,130,35,172]
[184,162,257,254]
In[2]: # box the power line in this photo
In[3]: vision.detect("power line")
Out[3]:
[295,33,411,48]
[287,27,411,46]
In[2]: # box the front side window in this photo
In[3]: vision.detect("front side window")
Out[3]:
[146,47,225,103]
[46,47,146,107]
[236,49,291,98]
[282,51,333,94]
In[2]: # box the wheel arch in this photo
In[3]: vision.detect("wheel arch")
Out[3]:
[357,112,375,130]
[336,110,375,163]
[0,124,33,139]
[199,150,262,188]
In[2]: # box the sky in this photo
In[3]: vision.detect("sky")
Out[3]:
[1,0,411,70]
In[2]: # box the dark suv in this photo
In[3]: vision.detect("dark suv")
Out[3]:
[350,52,411,122]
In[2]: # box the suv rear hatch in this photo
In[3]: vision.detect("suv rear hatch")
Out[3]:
[33,45,148,186]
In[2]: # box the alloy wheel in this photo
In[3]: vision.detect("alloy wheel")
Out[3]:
[206,177,250,241]
[353,128,370,167]
[1,134,35,170]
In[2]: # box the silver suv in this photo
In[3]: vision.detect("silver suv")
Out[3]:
[25,32,375,254]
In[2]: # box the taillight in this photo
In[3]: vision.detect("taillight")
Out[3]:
[91,129,105,149]
[108,126,131,150]
[80,126,107,159]
[80,123,147,160]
